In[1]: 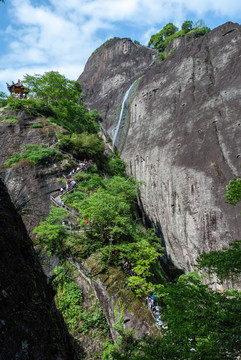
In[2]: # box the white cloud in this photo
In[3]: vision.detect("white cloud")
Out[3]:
[0,63,84,95]
[0,0,241,93]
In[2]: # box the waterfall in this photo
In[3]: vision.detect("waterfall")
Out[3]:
[112,79,139,148]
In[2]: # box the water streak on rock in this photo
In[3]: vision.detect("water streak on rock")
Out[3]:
[112,79,139,147]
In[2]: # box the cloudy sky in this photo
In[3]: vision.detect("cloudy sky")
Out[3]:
[0,0,241,94]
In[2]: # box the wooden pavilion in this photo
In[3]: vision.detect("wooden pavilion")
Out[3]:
[6,80,29,98]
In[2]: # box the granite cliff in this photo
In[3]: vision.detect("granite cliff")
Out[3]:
[0,179,79,359]
[0,110,70,233]
[79,22,241,274]
[78,38,158,135]
[0,109,158,351]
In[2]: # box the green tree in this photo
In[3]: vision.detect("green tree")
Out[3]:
[23,71,83,106]
[148,23,178,52]
[58,132,104,162]
[102,174,241,359]
[106,176,137,204]
[103,154,127,177]
[182,20,193,33]
[196,240,241,281]
[224,176,241,206]
[21,71,100,133]
[197,174,241,281]
[162,22,178,37]
[148,20,210,58]
[79,188,133,241]
[33,206,68,255]
[5,144,64,167]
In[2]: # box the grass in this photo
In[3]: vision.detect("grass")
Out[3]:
[5,144,64,167]
[30,123,44,128]
[1,115,18,124]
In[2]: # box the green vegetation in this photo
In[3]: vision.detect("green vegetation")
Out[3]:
[52,266,83,333]
[0,91,7,107]
[6,71,100,134]
[57,132,105,164]
[24,68,240,359]
[149,20,210,61]
[33,206,68,255]
[224,176,241,206]
[30,123,43,128]
[52,266,109,338]
[35,171,163,296]
[5,144,64,167]
[102,175,241,359]
[1,115,18,123]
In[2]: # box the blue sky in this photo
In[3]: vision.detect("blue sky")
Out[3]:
[0,0,241,94]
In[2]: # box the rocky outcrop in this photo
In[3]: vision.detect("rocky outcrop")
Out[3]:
[0,179,79,359]
[78,38,158,133]
[0,111,69,233]
[79,23,241,273]
[68,255,158,342]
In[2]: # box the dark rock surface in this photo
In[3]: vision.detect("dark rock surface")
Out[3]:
[79,23,241,275]
[0,111,68,233]
[78,38,157,134]
[0,179,78,359]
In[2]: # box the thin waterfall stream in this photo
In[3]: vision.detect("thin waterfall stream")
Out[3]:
[112,79,139,148]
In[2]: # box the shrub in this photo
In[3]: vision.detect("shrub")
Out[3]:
[102,154,127,177]
[1,115,18,124]
[52,267,84,333]
[5,144,64,167]
[58,132,105,162]
[30,123,43,128]
[22,71,100,134]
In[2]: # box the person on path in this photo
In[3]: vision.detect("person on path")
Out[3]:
[85,219,89,230]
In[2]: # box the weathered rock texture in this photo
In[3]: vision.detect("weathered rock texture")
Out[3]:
[0,179,79,359]
[68,255,158,343]
[0,111,69,233]
[79,23,241,274]
[78,38,158,134]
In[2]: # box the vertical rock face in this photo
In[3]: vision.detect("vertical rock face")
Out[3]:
[0,179,78,359]
[0,111,67,234]
[78,37,157,133]
[79,23,241,273]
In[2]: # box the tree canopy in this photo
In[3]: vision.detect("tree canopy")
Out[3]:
[102,174,241,359]
[6,71,100,133]
[148,20,210,60]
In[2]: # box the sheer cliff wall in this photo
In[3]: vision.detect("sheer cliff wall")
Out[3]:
[0,179,78,359]
[79,23,241,272]
[78,37,157,133]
